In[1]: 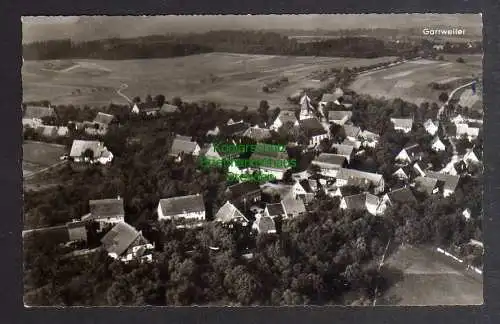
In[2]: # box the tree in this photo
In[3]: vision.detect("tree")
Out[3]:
[145,94,153,103]
[456,57,465,63]
[154,94,166,108]
[438,92,449,103]
[258,100,270,118]
[82,148,94,160]
[133,96,141,103]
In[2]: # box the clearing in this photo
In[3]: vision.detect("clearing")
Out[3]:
[22,53,396,110]
[23,141,67,178]
[377,245,483,305]
[350,55,482,106]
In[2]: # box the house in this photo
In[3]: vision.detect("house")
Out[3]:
[340,192,380,216]
[66,220,88,243]
[86,197,125,230]
[270,110,299,131]
[264,203,286,218]
[93,112,115,132]
[456,123,480,140]
[252,214,276,234]
[463,149,481,166]
[423,119,439,136]
[159,104,180,114]
[311,153,347,178]
[169,135,201,158]
[331,143,355,163]
[69,140,114,165]
[413,176,440,195]
[214,201,249,226]
[342,138,362,149]
[299,118,328,147]
[281,197,306,218]
[431,137,446,152]
[328,111,352,125]
[424,171,460,197]
[157,194,206,222]
[248,143,291,180]
[131,101,160,115]
[22,105,56,127]
[391,118,414,133]
[100,222,154,263]
[220,121,250,137]
[451,114,466,124]
[413,161,427,177]
[395,144,423,165]
[359,130,380,148]
[343,124,361,142]
[57,126,70,137]
[392,167,409,181]
[336,168,385,194]
[377,187,417,214]
[225,182,262,208]
[299,93,315,120]
[36,125,58,138]
[242,125,272,141]
[297,179,316,204]
[319,88,344,109]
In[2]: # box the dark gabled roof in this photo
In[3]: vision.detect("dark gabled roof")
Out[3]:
[89,198,125,220]
[23,105,56,120]
[342,192,379,211]
[266,203,285,217]
[220,122,250,137]
[424,171,461,192]
[343,124,361,138]
[100,222,141,257]
[313,153,347,167]
[281,198,306,216]
[337,168,383,185]
[328,110,352,121]
[321,93,341,103]
[242,126,272,141]
[159,104,179,114]
[414,176,439,195]
[226,182,261,199]
[387,187,417,204]
[66,220,88,242]
[250,143,289,160]
[331,144,355,156]
[94,112,115,125]
[170,137,199,156]
[299,118,327,137]
[158,194,205,217]
[255,216,276,234]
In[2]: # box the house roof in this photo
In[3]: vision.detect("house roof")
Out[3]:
[414,176,439,195]
[89,198,125,220]
[281,198,306,215]
[227,182,261,199]
[94,112,115,125]
[359,130,380,141]
[424,171,460,192]
[313,153,347,167]
[387,187,417,204]
[250,143,289,160]
[242,126,272,141]
[159,104,179,114]
[254,215,276,234]
[23,105,55,120]
[299,118,327,137]
[337,168,383,185]
[321,93,341,103]
[343,124,361,138]
[266,203,286,217]
[328,110,352,121]
[331,143,355,156]
[342,192,379,211]
[66,220,88,242]
[275,110,298,125]
[432,137,445,146]
[36,125,58,137]
[220,122,249,137]
[100,222,141,257]
[158,194,205,218]
[424,119,439,129]
[215,201,248,223]
[136,101,160,112]
[170,137,199,156]
[391,118,414,129]
[69,140,104,158]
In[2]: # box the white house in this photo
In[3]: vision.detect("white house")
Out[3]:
[86,197,125,230]
[69,140,114,165]
[157,194,206,222]
[392,167,409,181]
[395,144,422,165]
[431,137,446,152]
[270,110,299,131]
[423,119,439,136]
[391,118,414,133]
[463,149,480,166]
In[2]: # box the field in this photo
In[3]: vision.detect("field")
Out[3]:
[377,245,483,305]
[23,141,67,178]
[350,55,482,106]
[22,53,397,110]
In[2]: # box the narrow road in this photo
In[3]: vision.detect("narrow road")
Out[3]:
[437,81,476,119]
[116,83,133,103]
[23,160,67,179]
[372,239,392,306]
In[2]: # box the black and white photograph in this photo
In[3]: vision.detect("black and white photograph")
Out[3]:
[22,14,483,306]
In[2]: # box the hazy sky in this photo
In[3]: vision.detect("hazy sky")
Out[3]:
[22,14,482,43]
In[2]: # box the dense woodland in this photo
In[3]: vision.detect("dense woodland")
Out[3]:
[24,89,483,305]
[21,30,476,61]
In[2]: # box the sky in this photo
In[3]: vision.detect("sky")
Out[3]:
[22,14,483,43]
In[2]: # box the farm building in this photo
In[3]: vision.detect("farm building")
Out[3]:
[270,110,299,131]
[225,182,262,208]
[311,153,348,178]
[377,187,417,214]
[220,121,249,137]
[214,201,249,226]
[340,192,380,216]
[331,143,355,163]
[22,105,56,127]
[131,101,161,115]
[157,194,206,222]
[456,123,480,140]
[299,117,328,147]
[264,203,286,219]
[431,137,446,152]
[159,104,180,114]
[169,135,201,159]
[336,168,385,194]
[242,125,272,141]
[328,111,352,125]
[248,143,291,180]
[343,124,361,142]
[100,222,154,263]
[69,140,114,165]
[359,130,380,148]
[281,197,306,218]
[424,171,460,198]
[391,118,414,133]
[84,197,125,230]
[413,176,441,196]
[463,149,481,166]
[252,214,276,234]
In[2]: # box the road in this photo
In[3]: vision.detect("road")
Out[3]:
[437,81,476,119]
[23,160,67,179]
[116,83,133,103]
[372,239,392,306]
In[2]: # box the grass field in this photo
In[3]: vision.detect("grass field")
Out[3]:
[23,141,67,177]
[22,53,396,109]
[350,55,482,106]
[378,245,483,305]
